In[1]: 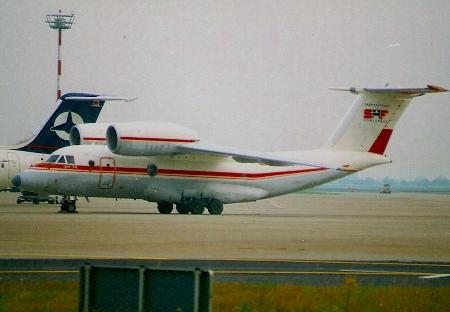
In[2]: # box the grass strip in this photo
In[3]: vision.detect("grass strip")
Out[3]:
[0,279,449,311]
[0,280,78,312]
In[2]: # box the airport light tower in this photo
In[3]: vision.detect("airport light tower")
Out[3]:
[46,11,74,100]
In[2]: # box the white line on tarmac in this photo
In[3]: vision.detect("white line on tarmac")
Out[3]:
[419,274,450,279]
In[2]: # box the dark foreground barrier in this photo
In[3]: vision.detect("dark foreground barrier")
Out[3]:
[79,264,212,312]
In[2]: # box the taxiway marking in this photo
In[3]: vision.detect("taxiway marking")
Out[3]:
[0,270,445,278]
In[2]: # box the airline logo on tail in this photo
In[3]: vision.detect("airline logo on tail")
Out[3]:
[50,110,84,140]
[364,109,388,122]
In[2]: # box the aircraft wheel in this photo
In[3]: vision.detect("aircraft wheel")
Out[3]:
[67,203,77,213]
[207,199,223,215]
[190,199,205,215]
[16,199,23,204]
[176,204,190,214]
[157,202,173,214]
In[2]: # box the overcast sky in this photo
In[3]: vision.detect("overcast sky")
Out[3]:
[1,0,449,180]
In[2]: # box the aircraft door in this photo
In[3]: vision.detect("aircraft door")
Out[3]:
[6,152,20,180]
[98,157,116,189]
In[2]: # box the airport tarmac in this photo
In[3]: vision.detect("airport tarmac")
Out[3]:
[0,192,449,262]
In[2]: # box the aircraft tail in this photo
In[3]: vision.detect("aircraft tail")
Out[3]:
[323,85,448,154]
[15,94,132,154]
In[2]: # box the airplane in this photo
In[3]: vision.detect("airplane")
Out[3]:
[0,93,131,196]
[12,85,447,214]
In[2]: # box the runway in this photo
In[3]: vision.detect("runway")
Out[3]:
[1,191,449,286]
[0,191,449,262]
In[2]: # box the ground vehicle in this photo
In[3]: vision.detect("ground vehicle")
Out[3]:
[380,184,391,194]
[16,191,58,204]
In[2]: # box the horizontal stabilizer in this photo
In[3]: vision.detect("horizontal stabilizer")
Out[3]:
[329,85,448,95]
[64,95,137,102]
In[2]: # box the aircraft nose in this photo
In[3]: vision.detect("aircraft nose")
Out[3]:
[12,175,21,188]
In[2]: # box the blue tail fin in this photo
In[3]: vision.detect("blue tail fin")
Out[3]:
[16,93,106,154]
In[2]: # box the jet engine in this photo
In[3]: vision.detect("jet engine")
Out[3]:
[106,121,199,156]
[69,123,110,145]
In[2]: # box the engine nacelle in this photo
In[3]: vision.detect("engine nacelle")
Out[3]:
[106,121,199,156]
[69,123,111,145]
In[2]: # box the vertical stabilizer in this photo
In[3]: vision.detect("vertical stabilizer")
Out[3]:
[14,94,132,154]
[16,93,104,153]
[324,85,447,155]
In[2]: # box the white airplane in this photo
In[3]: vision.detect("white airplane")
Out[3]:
[13,85,447,214]
[0,93,131,194]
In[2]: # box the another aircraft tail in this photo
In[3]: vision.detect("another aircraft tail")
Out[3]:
[15,93,132,154]
[323,85,448,155]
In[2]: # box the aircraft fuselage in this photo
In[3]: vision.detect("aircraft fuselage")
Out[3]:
[0,149,46,190]
[16,145,388,204]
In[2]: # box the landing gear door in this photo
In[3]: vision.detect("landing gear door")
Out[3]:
[98,157,116,189]
[6,152,20,180]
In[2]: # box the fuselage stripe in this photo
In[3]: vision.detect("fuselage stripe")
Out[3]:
[31,163,327,180]
[21,145,59,151]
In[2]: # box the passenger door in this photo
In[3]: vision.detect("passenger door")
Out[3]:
[98,157,116,189]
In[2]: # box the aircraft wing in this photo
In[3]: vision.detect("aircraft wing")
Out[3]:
[176,142,354,171]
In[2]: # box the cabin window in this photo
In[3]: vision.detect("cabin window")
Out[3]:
[1,163,4,169]
[46,155,60,163]
[57,156,66,163]
[66,155,75,164]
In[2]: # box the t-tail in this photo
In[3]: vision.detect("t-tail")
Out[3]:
[323,85,448,154]
[13,93,132,154]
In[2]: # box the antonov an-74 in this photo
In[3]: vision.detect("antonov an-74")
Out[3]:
[13,85,447,214]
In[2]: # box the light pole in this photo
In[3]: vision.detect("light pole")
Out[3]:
[46,11,74,100]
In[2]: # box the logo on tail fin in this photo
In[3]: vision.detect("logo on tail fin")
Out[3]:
[364,109,388,122]
[50,111,84,140]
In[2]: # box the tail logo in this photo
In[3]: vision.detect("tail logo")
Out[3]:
[364,109,388,122]
[50,110,84,140]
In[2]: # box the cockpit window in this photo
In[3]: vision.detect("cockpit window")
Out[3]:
[46,155,60,163]
[45,154,75,164]
[66,155,75,164]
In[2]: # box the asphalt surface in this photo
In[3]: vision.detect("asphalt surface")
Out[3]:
[1,258,450,286]
[0,191,449,286]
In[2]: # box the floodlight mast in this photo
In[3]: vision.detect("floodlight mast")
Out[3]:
[46,10,74,101]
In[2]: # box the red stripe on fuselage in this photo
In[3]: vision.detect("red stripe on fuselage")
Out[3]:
[24,144,59,151]
[32,163,327,180]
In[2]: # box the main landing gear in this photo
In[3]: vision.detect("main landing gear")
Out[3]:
[59,196,78,213]
[157,198,224,215]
